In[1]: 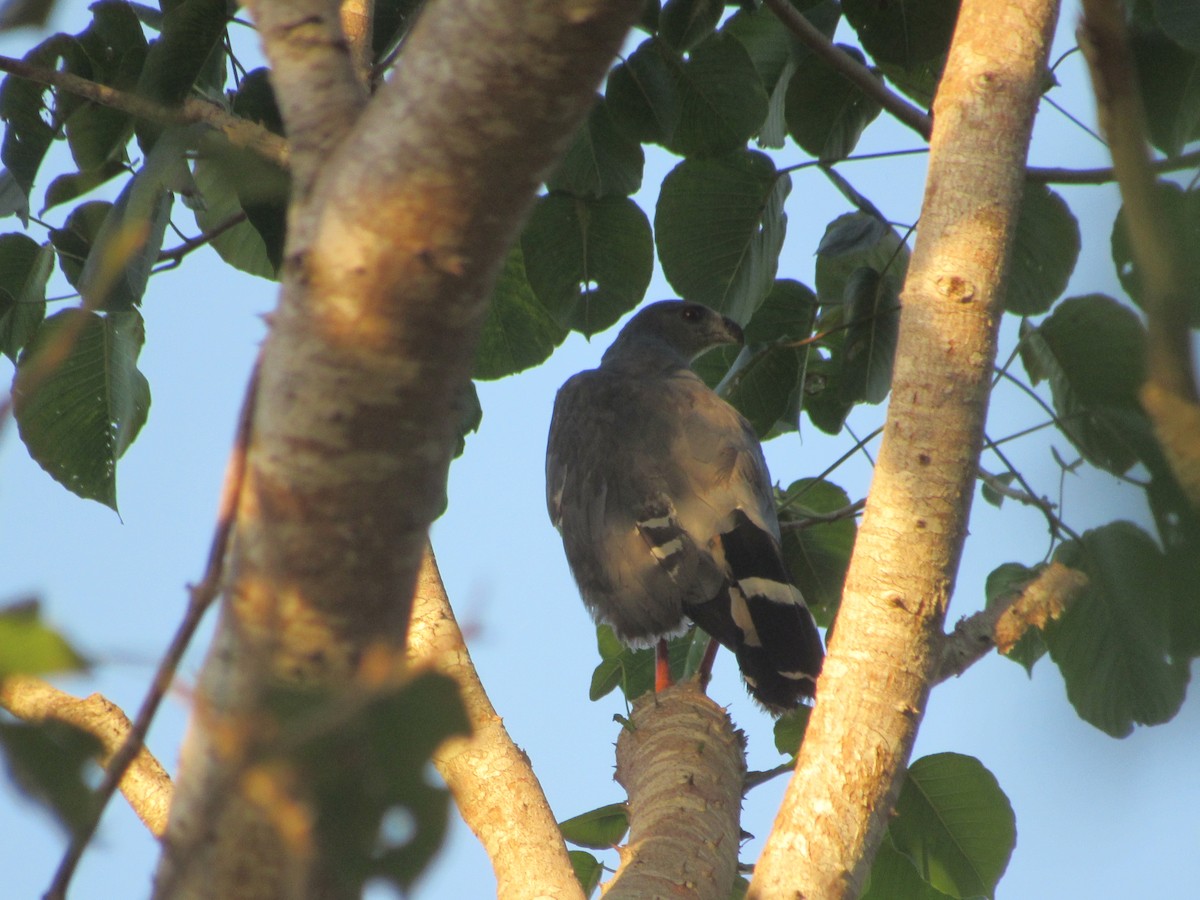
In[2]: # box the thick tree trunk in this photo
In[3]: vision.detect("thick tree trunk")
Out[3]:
[153,1,642,897]
[748,1,1061,897]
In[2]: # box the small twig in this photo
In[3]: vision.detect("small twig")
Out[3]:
[156,212,248,267]
[976,466,1054,508]
[935,561,1088,684]
[744,761,794,791]
[762,0,933,142]
[45,354,262,900]
[0,54,289,169]
[0,675,172,837]
[779,498,866,531]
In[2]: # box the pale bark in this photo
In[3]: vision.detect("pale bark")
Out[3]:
[407,544,584,900]
[0,675,173,837]
[748,1,1061,897]
[607,683,745,900]
[154,1,642,897]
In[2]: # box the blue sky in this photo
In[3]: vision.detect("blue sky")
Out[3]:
[2,3,1198,898]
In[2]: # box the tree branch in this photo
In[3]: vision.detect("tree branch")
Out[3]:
[762,0,933,142]
[0,675,173,837]
[936,561,1087,683]
[156,213,248,267]
[0,54,289,169]
[749,1,1060,896]
[1079,0,1200,509]
[1026,147,1200,184]
[607,682,744,900]
[406,544,584,900]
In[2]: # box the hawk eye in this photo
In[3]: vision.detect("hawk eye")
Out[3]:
[681,305,703,322]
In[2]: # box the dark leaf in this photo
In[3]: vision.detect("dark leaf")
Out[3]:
[785,44,883,160]
[475,245,567,379]
[548,95,645,199]
[840,267,900,404]
[48,200,111,287]
[1111,182,1200,327]
[772,704,811,756]
[1047,522,1187,737]
[606,38,680,145]
[13,309,150,509]
[778,477,856,625]
[656,150,790,322]
[522,194,653,337]
[42,160,126,213]
[722,343,803,436]
[862,835,955,900]
[890,753,1016,899]
[1153,0,1200,54]
[1130,23,1200,156]
[0,231,51,359]
[0,719,101,836]
[191,153,279,281]
[670,32,769,157]
[801,327,853,435]
[568,850,604,898]
[814,211,909,307]
[843,0,960,67]
[659,0,723,52]
[1006,183,1080,316]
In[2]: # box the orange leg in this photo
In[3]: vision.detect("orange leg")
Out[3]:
[654,638,673,691]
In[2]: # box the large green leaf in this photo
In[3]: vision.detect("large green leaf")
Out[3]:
[1130,22,1200,157]
[0,231,51,359]
[0,719,101,837]
[785,44,883,160]
[669,32,769,157]
[75,167,174,310]
[13,308,151,510]
[1153,0,1200,54]
[1111,182,1200,327]
[282,672,470,893]
[589,624,704,703]
[568,850,604,898]
[192,153,278,281]
[548,96,645,199]
[558,802,629,850]
[889,753,1015,900]
[862,835,955,900]
[722,343,802,436]
[839,266,899,404]
[522,194,652,337]
[48,199,111,287]
[659,0,723,52]
[801,326,853,435]
[814,211,909,307]
[844,0,960,68]
[1046,522,1188,737]
[42,160,126,214]
[606,38,680,145]
[1019,294,1149,474]
[778,477,856,625]
[656,151,790,322]
[1006,183,1080,316]
[0,599,89,677]
[475,245,566,379]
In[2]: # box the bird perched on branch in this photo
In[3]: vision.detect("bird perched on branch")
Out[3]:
[546,300,824,712]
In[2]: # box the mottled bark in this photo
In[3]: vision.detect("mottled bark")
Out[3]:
[154,1,642,897]
[607,683,745,900]
[748,1,1061,897]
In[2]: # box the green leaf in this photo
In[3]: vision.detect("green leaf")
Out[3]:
[814,212,909,307]
[0,719,102,836]
[670,33,769,157]
[778,478,856,625]
[522,194,653,337]
[772,704,811,756]
[839,267,899,404]
[13,309,150,510]
[1130,23,1200,157]
[0,231,51,359]
[801,327,853,435]
[559,802,629,849]
[135,0,228,147]
[475,245,566,379]
[1153,0,1200,54]
[656,151,790,322]
[42,160,126,213]
[606,38,680,146]
[890,753,1016,899]
[0,599,89,676]
[48,200,112,288]
[548,96,645,199]
[1019,294,1149,474]
[722,343,803,436]
[1111,182,1200,327]
[979,471,1015,508]
[284,672,470,893]
[75,168,173,311]
[191,154,278,280]
[862,835,956,900]
[743,278,817,344]
[568,850,604,898]
[659,0,723,52]
[589,624,700,704]
[785,44,883,160]
[1047,522,1187,737]
[1006,183,1080,315]
[843,0,960,68]
[985,562,1046,675]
